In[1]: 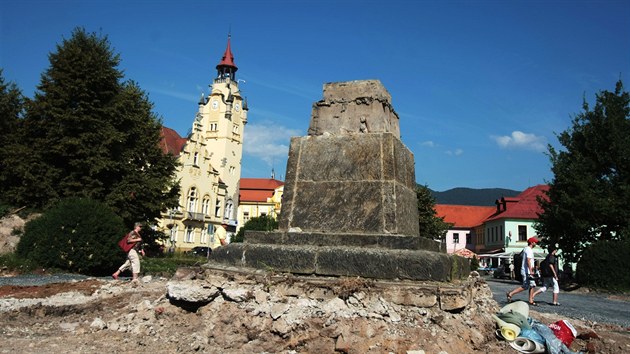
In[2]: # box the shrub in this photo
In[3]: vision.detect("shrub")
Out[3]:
[233,215,278,243]
[0,253,38,273]
[16,197,126,276]
[576,239,630,292]
[0,203,11,218]
[470,256,479,270]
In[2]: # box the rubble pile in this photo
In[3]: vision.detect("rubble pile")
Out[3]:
[0,267,510,353]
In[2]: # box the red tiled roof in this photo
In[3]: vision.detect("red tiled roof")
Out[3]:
[160,127,187,156]
[240,178,284,190]
[435,205,495,228]
[239,178,284,203]
[240,190,275,203]
[486,184,549,221]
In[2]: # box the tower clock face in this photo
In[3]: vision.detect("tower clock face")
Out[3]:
[235,103,240,112]
[211,100,219,111]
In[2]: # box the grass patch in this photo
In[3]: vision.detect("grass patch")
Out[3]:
[0,253,38,273]
[0,252,209,278]
[141,254,209,277]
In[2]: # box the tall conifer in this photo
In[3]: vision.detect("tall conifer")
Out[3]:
[0,70,25,207]
[20,28,179,224]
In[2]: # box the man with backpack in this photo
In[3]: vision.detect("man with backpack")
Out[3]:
[506,237,539,305]
[531,246,560,306]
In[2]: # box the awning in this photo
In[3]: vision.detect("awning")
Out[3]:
[478,251,546,260]
[453,248,477,259]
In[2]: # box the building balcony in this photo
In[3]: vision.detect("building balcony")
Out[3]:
[184,212,206,222]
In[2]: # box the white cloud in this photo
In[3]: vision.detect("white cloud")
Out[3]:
[492,131,547,152]
[147,86,199,103]
[421,140,435,148]
[243,123,302,165]
[445,148,464,156]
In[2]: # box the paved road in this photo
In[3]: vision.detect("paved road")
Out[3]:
[485,276,630,327]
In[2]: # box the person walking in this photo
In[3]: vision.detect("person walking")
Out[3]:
[210,221,228,250]
[112,222,145,282]
[507,236,539,305]
[532,246,560,305]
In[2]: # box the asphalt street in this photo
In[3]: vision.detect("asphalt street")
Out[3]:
[485,276,630,327]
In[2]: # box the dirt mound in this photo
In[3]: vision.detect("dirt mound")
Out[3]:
[0,268,627,353]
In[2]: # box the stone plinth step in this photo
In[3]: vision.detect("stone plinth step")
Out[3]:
[245,231,444,253]
[209,240,469,282]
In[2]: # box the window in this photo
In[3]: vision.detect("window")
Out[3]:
[209,122,218,131]
[185,226,194,243]
[229,166,235,175]
[193,152,199,166]
[518,225,527,241]
[187,187,198,212]
[200,227,208,244]
[215,199,222,217]
[232,124,239,134]
[224,199,234,220]
[244,211,250,222]
[453,233,460,244]
[202,197,210,215]
[466,233,471,244]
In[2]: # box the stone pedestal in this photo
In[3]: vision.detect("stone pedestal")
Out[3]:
[209,80,465,281]
[279,132,418,236]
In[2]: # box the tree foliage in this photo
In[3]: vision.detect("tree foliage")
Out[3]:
[0,70,26,207]
[16,197,126,275]
[536,80,630,262]
[233,215,279,243]
[2,28,179,226]
[576,239,630,291]
[417,184,451,240]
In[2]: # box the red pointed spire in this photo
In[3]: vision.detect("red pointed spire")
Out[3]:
[216,34,238,71]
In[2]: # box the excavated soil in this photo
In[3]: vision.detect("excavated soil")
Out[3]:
[0,270,629,354]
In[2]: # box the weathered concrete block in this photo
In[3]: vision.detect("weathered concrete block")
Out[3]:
[309,80,399,137]
[382,288,438,308]
[279,133,418,235]
[242,244,318,274]
[166,280,220,302]
[209,241,453,281]
[244,231,443,253]
[439,287,472,312]
[208,80,458,282]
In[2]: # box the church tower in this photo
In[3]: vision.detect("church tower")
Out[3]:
[196,35,248,225]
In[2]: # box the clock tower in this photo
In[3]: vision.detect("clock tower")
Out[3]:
[196,35,248,224]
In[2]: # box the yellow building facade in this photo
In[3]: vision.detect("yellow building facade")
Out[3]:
[237,178,284,231]
[158,36,247,252]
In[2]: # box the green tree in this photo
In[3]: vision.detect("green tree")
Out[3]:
[233,215,279,243]
[0,70,26,208]
[417,184,451,240]
[12,28,179,225]
[536,80,630,262]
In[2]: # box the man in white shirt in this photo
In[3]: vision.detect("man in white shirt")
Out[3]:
[210,222,228,250]
[506,236,539,305]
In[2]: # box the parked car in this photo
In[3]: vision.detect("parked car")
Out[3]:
[492,267,512,279]
[188,246,211,257]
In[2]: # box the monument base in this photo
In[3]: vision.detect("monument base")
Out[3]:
[209,231,469,282]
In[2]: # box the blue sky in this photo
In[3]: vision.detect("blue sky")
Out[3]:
[2,0,629,192]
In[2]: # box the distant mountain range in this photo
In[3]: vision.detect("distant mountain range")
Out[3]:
[429,187,521,206]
